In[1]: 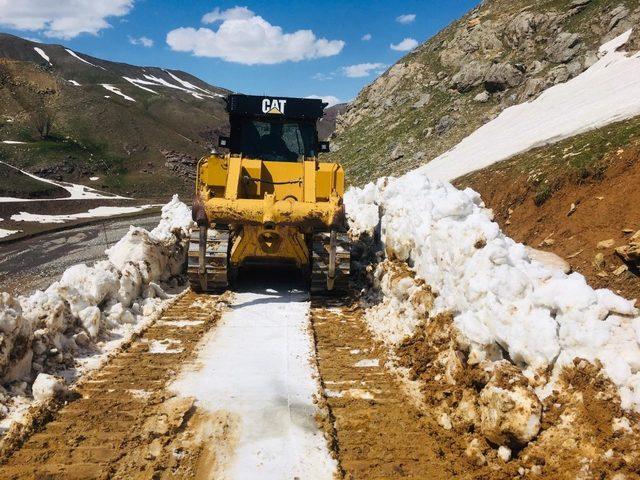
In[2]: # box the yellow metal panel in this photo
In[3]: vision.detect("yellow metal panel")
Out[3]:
[225,157,243,200]
[230,225,309,268]
[303,160,316,203]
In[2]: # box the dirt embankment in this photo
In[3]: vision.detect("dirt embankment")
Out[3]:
[456,140,640,301]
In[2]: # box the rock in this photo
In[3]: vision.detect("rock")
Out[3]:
[484,63,525,93]
[608,5,629,32]
[450,61,489,92]
[570,0,591,7]
[498,445,512,462]
[548,65,570,84]
[597,239,615,249]
[478,362,542,446]
[435,115,456,135]
[412,93,432,108]
[545,32,582,63]
[526,247,571,274]
[390,145,404,161]
[567,203,577,216]
[32,373,67,402]
[613,264,629,276]
[615,231,640,264]
[474,91,490,103]
[162,149,198,182]
[465,438,487,466]
[593,252,606,269]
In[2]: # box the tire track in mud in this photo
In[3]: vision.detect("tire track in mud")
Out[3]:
[311,297,461,480]
[0,291,230,480]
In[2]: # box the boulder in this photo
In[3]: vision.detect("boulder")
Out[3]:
[474,91,490,103]
[616,231,640,265]
[483,63,525,93]
[450,61,489,92]
[412,93,432,108]
[435,115,456,135]
[545,32,582,63]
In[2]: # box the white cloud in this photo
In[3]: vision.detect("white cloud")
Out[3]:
[313,72,335,81]
[396,14,416,24]
[129,35,154,47]
[390,38,419,51]
[202,6,254,23]
[0,0,134,39]
[167,6,345,65]
[305,95,341,107]
[342,62,386,78]
[361,33,372,41]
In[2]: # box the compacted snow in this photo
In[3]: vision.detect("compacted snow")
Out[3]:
[421,29,640,181]
[101,84,136,102]
[346,177,640,411]
[171,289,337,479]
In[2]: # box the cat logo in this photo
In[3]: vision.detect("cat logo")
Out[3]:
[262,98,287,115]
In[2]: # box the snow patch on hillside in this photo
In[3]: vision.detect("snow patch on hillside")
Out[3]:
[11,205,159,224]
[101,84,136,102]
[345,176,640,411]
[0,160,126,202]
[65,49,106,70]
[33,47,50,64]
[421,29,640,181]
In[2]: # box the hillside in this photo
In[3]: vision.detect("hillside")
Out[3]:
[330,0,640,185]
[0,33,230,198]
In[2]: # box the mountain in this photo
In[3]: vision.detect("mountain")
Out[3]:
[317,103,347,140]
[0,33,231,198]
[330,0,640,186]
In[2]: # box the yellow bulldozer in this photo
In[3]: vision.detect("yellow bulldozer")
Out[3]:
[188,94,351,293]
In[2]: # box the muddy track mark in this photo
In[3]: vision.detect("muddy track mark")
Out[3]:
[0,291,231,480]
[311,297,461,480]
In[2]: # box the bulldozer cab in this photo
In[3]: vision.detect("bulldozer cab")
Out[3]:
[222,94,329,162]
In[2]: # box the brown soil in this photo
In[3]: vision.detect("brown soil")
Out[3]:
[0,291,231,479]
[311,297,495,479]
[456,146,640,300]
[396,313,640,479]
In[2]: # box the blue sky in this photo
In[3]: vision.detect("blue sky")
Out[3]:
[0,0,479,103]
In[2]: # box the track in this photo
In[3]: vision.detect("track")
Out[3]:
[0,283,483,479]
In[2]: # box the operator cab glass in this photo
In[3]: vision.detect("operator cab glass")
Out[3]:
[239,120,316,162]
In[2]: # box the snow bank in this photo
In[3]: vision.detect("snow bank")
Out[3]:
[420,29,640,181]
[0,195,193,415]
[33,47,50,64]
[346,176,640,411]
[0,228,21,239]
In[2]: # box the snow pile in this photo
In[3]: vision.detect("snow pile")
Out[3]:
[0,195,192,412]
[345,176,640,411]
[420,29,640,181]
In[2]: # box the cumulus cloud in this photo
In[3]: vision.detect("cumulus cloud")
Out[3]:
[361,33,372,41]
[390,38,419,51]
[167,6,345,65]
[128,35,154,47]
[305,95,341,107]
[342,63,386,78]
[202,6,254,23]
[0,0,134,39]
[396,14,416,24]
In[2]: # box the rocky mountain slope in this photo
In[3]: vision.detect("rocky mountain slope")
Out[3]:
[330,0,640,185]
[0,33,230,197]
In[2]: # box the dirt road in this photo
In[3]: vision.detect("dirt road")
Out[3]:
[0,283,489,479]
[0,214,159,295]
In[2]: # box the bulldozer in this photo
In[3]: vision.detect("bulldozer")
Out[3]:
[188,94,350,293]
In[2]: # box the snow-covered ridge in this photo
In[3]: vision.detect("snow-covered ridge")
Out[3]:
[0,196,193,421]
[421,29,640,181]
[345,176,640,411]
[0,160,126,202]
[65,48,106,70]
